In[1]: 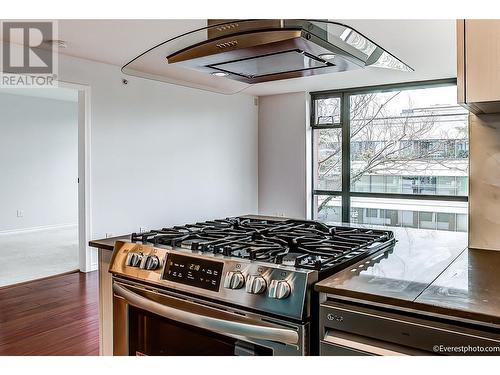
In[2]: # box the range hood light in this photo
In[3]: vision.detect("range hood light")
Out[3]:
[211,72,229,77]
[318,53,336,60]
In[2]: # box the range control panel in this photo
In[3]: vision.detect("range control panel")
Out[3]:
[109,241,316,320]
[163,253,223,292]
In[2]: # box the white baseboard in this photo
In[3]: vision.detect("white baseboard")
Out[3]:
[0,223,78,236]
[80,262,98,272]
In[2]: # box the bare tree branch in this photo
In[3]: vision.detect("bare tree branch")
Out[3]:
[315,92,468,215]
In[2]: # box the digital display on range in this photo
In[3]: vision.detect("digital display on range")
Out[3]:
[163,253,223,292]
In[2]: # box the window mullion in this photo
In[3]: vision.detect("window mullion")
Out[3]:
[341,92,351,223]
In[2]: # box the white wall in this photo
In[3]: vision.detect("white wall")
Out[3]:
[258,92,309,219]
[0,93,78,232]
[58,54,258,240]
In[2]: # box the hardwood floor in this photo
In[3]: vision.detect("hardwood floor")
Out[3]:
[0,271,99,355]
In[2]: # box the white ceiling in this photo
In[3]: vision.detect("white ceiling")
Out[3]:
[54,19,456,96]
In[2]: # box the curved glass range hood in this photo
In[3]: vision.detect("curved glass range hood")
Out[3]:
[122,20,413,94]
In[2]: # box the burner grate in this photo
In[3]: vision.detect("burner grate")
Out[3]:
[130,217,395,274]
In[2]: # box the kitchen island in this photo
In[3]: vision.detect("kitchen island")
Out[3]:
[90,235,127,355]
[90,221,499,355]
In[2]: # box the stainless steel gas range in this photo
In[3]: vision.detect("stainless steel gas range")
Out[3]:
[108,216,395,356]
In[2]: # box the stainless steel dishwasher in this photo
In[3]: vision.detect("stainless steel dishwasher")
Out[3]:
[319,298,500,356]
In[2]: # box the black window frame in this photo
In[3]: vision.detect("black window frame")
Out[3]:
[310,78,469,223]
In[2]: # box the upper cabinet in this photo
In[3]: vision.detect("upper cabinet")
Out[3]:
[457,20,500,114]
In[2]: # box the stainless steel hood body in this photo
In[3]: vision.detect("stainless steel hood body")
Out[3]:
[122,20,413,94]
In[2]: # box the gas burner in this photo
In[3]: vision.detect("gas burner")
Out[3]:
[280,252,302,266]
[130,217,395,275]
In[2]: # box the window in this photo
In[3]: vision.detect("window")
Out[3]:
[311,80,469,232]
[436,176,456,196]
[314,97,341,125]
[313,128,342,191]
[313,195,342,222]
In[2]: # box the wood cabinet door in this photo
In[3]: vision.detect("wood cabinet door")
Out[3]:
[465,20,500,103]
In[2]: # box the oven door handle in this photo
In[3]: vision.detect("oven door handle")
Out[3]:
[113,283,299,345]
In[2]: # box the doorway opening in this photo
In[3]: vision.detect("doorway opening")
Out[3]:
[0,83,92,287]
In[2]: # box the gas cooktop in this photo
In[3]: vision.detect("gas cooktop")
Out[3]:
[130,216,395,276]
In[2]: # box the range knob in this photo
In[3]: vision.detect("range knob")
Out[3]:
[141,255,160,270]
[126,252,143,267]
[246,275,267,294]
[268,280,291,300]
[223,271,245,289]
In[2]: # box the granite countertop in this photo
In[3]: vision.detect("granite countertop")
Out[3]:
[89,235,130,251]
[315,226,500,327]
[415,248,500,324]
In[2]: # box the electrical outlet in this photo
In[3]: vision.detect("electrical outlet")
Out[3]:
[139,227,149,233]
[105,233,114,238]
[16,210,24,218]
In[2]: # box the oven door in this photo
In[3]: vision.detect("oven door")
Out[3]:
[112,280,306,356]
